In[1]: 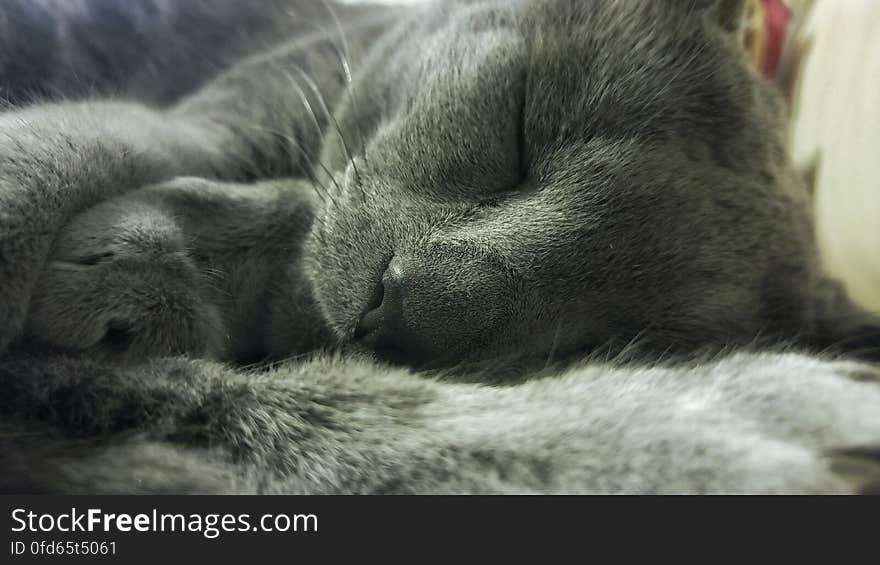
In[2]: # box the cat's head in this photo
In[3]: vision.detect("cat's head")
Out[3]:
[304,0,870,369]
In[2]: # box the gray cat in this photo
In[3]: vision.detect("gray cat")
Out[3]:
[1,0,879,493]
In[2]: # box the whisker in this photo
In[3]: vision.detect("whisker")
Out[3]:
[244,123,336,209]
[544,314,566,371]
[281,71,346,199]
[286,4,370,166]
[287,63,361,187]
[318,0,371,165]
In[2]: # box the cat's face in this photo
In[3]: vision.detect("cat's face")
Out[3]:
[305,0,818,368]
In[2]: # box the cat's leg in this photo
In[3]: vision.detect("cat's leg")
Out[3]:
[0,98,264,354]
[24,176,328,363]
[0,350,878,493]
[0,18,390,354]
[0,102,234,353]
[0,418,243,494]
[129,177,334,359]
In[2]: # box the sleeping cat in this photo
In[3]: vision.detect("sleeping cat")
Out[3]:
[1,0,879,493]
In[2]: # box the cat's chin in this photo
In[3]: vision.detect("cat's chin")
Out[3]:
[353,324,422,362]
[357,338,564,380]
[368,346,421,368]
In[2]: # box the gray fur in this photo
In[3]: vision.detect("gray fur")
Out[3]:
[0,0,879,493]
[2,350,880,494]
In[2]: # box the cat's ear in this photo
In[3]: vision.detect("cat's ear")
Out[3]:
[809,279,880,361]
[699,0,746,33]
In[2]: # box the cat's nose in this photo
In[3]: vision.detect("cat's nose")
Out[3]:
[354,258,424,362]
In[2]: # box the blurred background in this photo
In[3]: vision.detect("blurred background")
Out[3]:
[785,0,880,314]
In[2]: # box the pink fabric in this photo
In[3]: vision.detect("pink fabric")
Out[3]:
[761,0,793,79]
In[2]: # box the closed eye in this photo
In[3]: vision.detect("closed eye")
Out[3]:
[76,251,116,266]
[516,73,529,185]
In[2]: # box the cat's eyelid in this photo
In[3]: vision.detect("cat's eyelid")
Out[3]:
[516,68,530,183]
[49,250,116,270]
[48,260,96,272]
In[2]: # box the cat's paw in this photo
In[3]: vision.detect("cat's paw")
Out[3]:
[827,447,880,494]
[0,135,53,353]
[24,195,225,362]
[706,353,880,492]
[842,362,880,384]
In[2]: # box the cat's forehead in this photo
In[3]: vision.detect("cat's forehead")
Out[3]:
[407,1,736,113]
[336,0,754,197]
[377,1,744,163]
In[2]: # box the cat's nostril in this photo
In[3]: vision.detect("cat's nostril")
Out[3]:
[352,257,448,366]
[361,277,386,320]
[354,260,408,345]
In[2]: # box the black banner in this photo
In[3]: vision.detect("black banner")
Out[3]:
[0,496,870,562]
